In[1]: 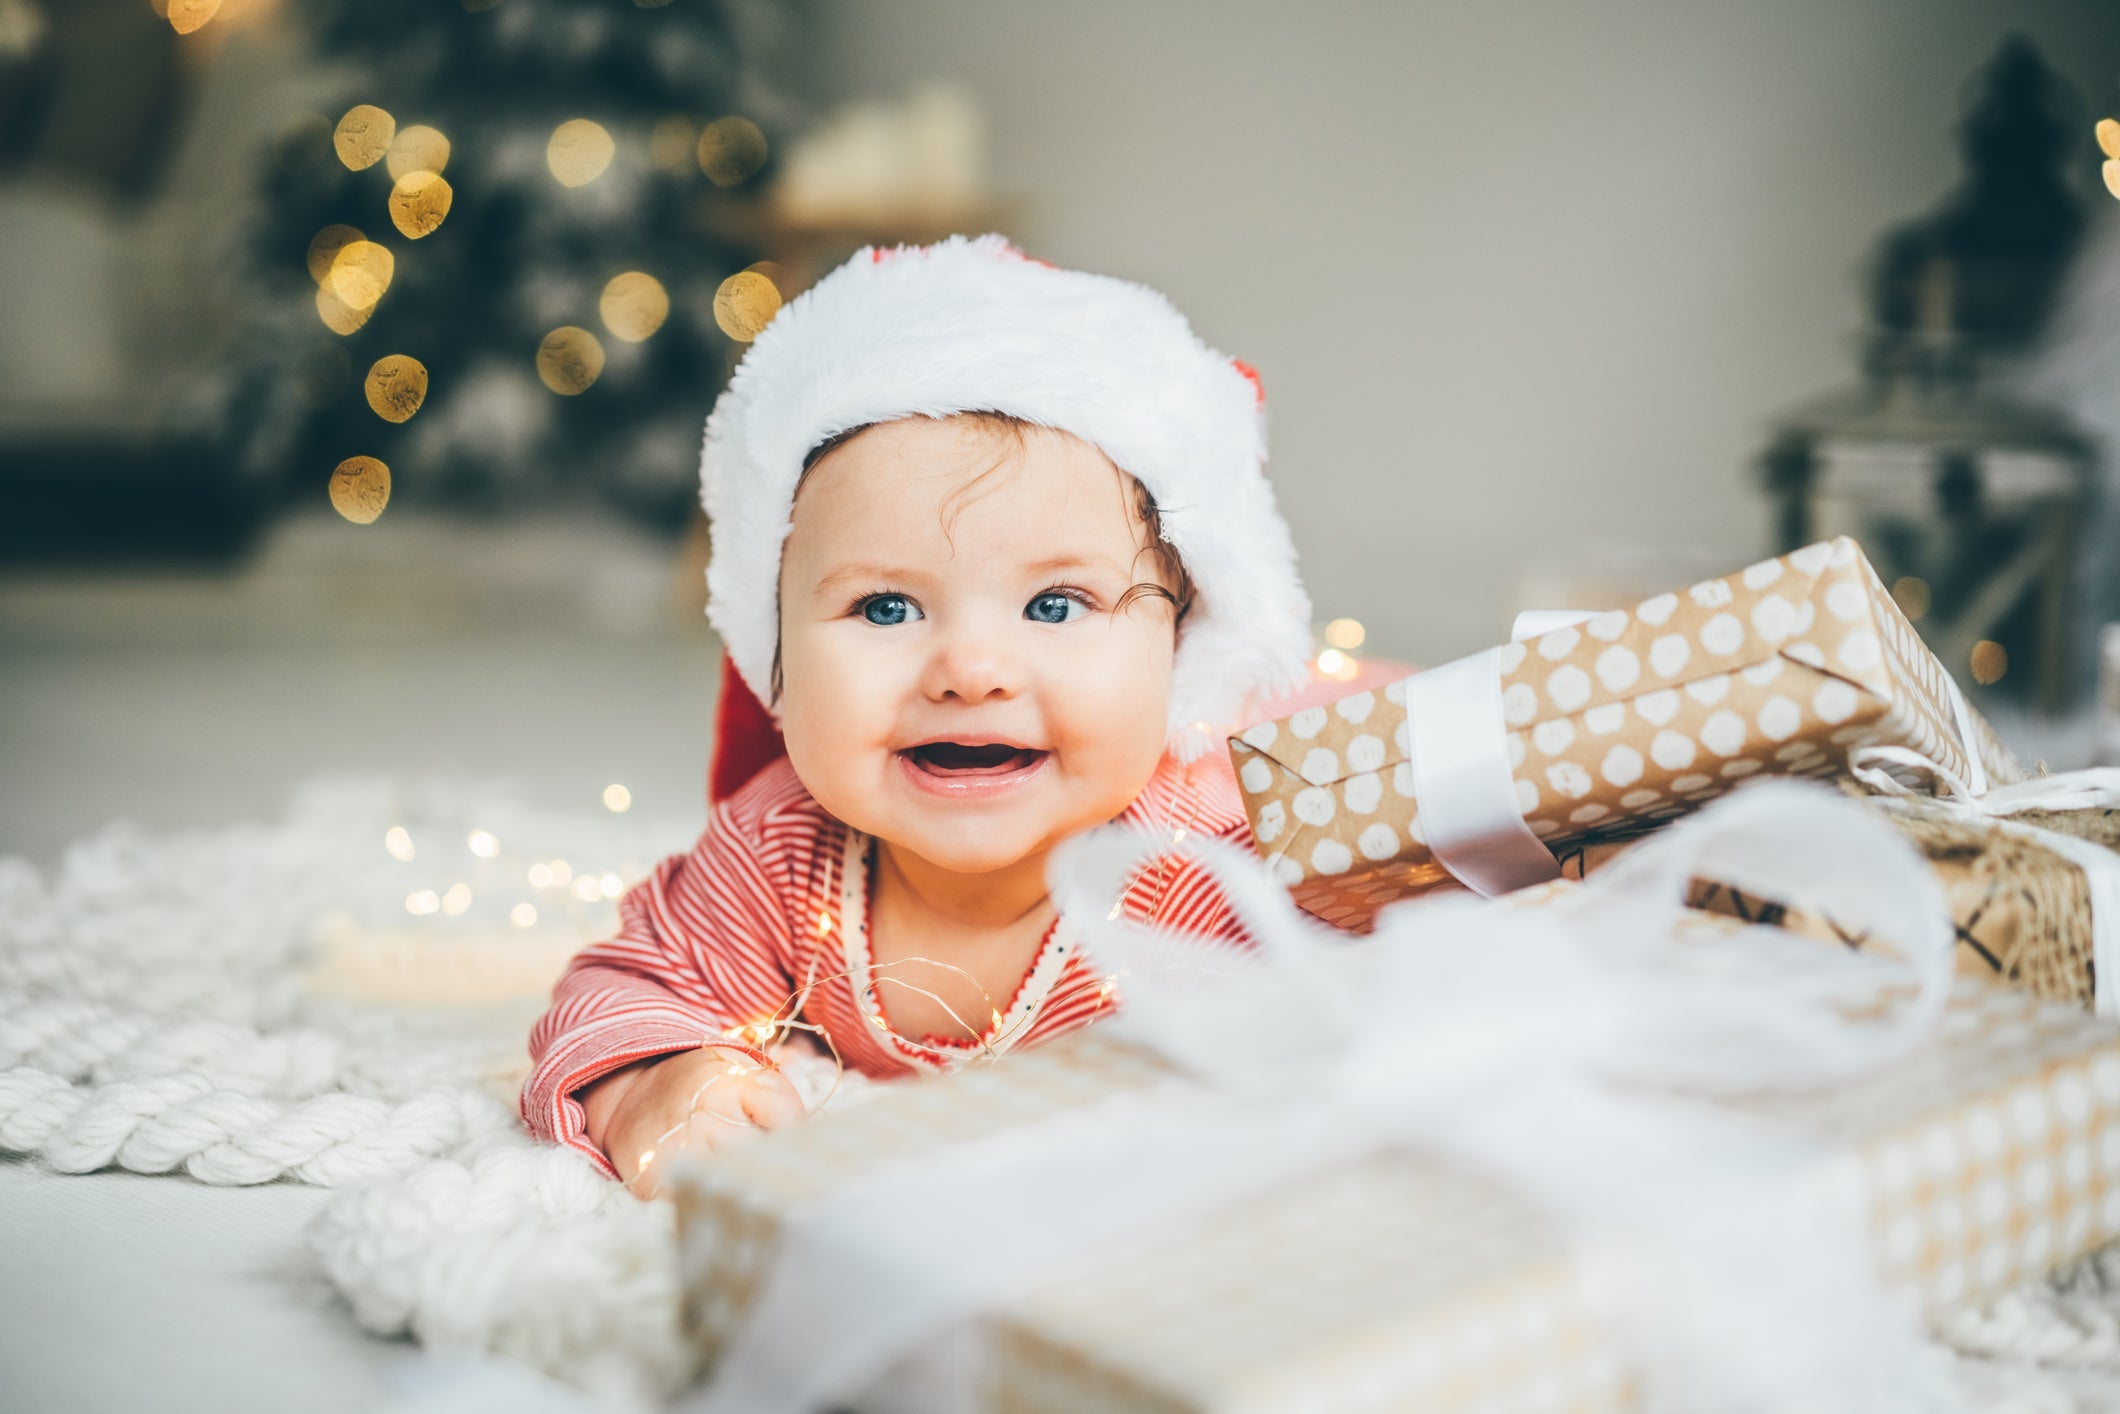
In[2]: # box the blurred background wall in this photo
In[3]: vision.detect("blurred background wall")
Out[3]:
[797,0,2120,661]
[4,0,2120,859]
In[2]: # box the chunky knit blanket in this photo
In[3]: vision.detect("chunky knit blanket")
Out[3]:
[3,787,2119,1411]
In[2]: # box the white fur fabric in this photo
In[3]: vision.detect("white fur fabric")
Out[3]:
[700,234,1313,761]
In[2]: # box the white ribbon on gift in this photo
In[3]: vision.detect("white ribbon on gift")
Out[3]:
[687,784,1967,1414]
[1398,609,1597,899]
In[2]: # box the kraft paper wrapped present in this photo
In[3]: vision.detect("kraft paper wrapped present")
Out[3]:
[1228,535,2025,929]
[674,980,2120,1414]
[672,791,2120,1414]
[1562,775,2120,1015]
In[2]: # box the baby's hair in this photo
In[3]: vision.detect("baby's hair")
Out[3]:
[767,412,1193,704]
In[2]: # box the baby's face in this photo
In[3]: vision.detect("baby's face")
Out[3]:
[777,417,1178,876]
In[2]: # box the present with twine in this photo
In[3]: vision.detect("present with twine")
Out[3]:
[1566,771,2120,1016]
[672,787,2120,1414]
[1227,536,2024,930]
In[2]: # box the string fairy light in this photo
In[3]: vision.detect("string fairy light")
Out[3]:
[537,326,606,395]
[161,0,223,35]
[598,274,670,343]
[386,124,452,180]
[315,283,373,337]
[389,170,453,240]
[623,934,1155,1198]
[547,118,616,187]
[329,456,391,524]
[364,356,429,423]
[306,225,366,284]
[695,116,767,187]
[334,105,396,171]
[713,269,782,342]
[328,241,395,311]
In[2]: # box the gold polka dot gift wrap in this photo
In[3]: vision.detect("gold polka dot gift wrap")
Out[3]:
[673,978,2120,1414]
[1230,536,2024,931]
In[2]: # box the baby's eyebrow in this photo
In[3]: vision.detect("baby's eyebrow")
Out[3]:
[810,552,1131,594]
[1019,552,1133,579]
[811,562,920,594]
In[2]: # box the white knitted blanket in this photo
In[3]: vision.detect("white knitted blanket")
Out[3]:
[4,788,2120,1411]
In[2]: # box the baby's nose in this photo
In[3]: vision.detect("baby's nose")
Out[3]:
[919,623,1026,703]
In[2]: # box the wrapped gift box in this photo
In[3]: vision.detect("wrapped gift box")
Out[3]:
[1561,795,2120,1012]
[676,975,2120,1414]
[1228,537,2024,929]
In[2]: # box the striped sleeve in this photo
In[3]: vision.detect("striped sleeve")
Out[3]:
[521,784,803,1176]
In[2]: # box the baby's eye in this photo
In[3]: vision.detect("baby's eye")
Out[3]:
[860,594,922,626]
[1024,591,1089,625]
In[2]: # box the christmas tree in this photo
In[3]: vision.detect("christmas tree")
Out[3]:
[230,0,785,529]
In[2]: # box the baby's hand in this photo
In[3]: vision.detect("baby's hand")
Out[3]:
[582,1046,807,1200]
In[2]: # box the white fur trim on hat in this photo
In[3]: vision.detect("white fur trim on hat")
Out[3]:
[700,234,1312,761]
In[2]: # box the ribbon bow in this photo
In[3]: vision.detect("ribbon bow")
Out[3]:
[691,783,1964,1414]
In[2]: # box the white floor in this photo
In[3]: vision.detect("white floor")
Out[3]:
[0,508,724,1414]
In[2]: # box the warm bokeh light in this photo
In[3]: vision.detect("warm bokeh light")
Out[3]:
[713,269,782,341]
[600,873,624,899]
[306,225,365,284]
[1324,617,1366,650]
[511,903,538,928]
[388,170,453,239]
[364,356,429,423]
[1971,640,2008,685]
[384,826,415,861]
[386,125,452,179]
[406,889,440,916]
[599,272,670,342]
[536,326,606,394]
[328,241,395,310]
[441,883,473,916]
[2106,161,2120,202]
[650,115,697,174]
[329,456,392,524]
[696,116,767,187]
[334,105,396,171]
[547,859,573,886]
[1314,648,1361,682]
[547,119,616,187]
[163,0,223,34]
[2099,119,2120,160]
[570,875,603,901]
[602,783,633,813]
[1890,576,1931,620]
[467,829,500,858]
[315,282,374,336]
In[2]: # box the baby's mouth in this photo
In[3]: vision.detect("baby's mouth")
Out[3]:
[901,742,1048,777]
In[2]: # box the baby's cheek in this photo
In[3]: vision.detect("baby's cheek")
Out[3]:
[1049,641,1172,781]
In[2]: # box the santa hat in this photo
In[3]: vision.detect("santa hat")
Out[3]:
[700,234,1312,797]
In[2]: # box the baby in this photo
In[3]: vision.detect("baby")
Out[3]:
[523,236,1319,1196]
